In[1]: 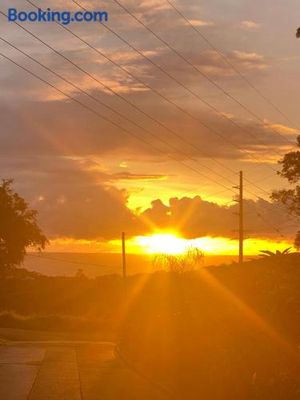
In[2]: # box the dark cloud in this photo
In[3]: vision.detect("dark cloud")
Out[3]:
[1,155,297,241]
[140,196,298,239]
[0,155,143,240]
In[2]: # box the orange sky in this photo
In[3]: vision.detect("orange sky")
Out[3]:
[1,0,299,255]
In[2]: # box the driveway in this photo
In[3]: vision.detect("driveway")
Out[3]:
[0,335,167,400]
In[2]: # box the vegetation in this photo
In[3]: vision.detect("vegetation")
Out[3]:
[259,247,292,258]
[272,136,300,248]
[153,247,203,273]
[0,253,300,398]
[0,271,124,338]
[0,180,47,269]
[1,181,300,397]
[120,254,300,400]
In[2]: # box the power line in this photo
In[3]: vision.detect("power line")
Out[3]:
[107,0,296,149]
[0,50,239,197]
[253,212,286,239]
[0,14,247,205]
[0,10,290,237]
[56,1,291,166]
[0,23,291,228]
[18,2,283,177]
[63,2,295,193]
[0,53,287,240]
[244,203,299,227]
[15,1,291,197]
[82,0,294,203]
[0,10,279,200]
[27,253,118,270]
[0,35,241,190]
[1,38,245,195]
[165,0,300,132]
[0,29,278,203]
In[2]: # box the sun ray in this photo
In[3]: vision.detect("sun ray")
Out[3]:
[195,268,297,358]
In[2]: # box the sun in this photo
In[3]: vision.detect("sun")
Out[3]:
[134,233,189,255]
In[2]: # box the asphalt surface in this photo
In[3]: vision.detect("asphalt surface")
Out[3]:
[0,337,167,400]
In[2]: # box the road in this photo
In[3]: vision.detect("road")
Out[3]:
[0,338,167,400]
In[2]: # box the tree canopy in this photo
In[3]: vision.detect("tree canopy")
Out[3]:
[0,180,47,268]
[272,136,300,248]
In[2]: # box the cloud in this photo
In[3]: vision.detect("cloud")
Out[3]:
[240,20,261,31]
[230,51,268,71]
[111,172,167,181]
[145,47,269,82]
[0,155,143,240]
[0,0,269,105]
[0,0,297,246]
[132,0,171,13]
[1,155,297,242]
[194,50,268,78]
[263,122,299,137]
[0,95,294,167]
[186,19,215,28]
[140,196,298,240]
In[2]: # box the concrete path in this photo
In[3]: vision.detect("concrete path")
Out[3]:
[0,341,167,400]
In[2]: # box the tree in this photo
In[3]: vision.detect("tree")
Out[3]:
[272,136,300,248]
[0,180,47,268]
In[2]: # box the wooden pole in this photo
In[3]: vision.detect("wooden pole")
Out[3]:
[122,232,127,278]
[239,171,244,265]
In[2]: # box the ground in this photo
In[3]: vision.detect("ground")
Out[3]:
[0,328,167,400]
[1,255,300,399]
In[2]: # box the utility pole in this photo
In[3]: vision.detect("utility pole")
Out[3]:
[121,232,127,279]
[239,171,244,265]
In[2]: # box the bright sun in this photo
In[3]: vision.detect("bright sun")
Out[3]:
[135,233,189,255]
[108,233,295,257]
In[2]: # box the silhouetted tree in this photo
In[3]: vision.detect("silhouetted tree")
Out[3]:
[272,136,300,248]
[0,180,47,268]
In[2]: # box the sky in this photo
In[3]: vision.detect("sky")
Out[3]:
[0,0,300,255]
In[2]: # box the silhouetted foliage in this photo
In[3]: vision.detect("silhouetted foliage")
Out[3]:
[0,179,47,268]
[259,247,292,258]
[0,255,300,397]
[272,136,300,248]
[121,254,300,400]
[153,247,204,273]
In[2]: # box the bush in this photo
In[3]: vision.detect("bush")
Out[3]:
[153,247,204,273]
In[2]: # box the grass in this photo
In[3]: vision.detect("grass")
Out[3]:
[0,269,126,339]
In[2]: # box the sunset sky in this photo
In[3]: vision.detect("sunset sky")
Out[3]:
[1,0,300,255]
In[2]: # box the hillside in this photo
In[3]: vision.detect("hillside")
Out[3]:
[120,254,300,399]
[1,255,300,398]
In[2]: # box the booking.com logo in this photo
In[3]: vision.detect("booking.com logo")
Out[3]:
[7,8,109,25]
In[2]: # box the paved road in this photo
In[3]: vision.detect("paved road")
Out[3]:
[0,341,167,400]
